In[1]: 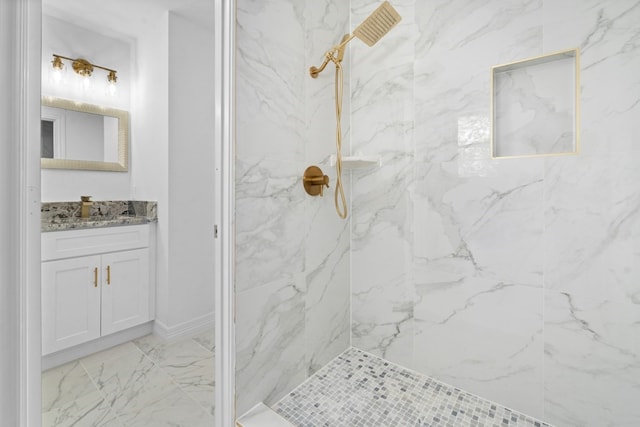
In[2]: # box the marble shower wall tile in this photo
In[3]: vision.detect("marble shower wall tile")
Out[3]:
[544,290,640,426]
[235,157,306,294]
[350,0,416,157]
[305,0,351,165]
[235,278,307,416]
[349,0,640,424]
[414,0,543,159]
[413,277,544,417]
[303,0,351,376]
[349,0,417,369]
[236,0,352,415]
[303,201,351,375]
[235,0,305,162]
[409,158,545,418]
[350,157,416,368]
[237,0,640,425]
[416,158,545,284]
[235,0,309,409]
[544,152,640,305]
[542,0,640,156]
[544,154,612,300]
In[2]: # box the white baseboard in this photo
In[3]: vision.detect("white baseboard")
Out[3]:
[42,321,154,371]
[153,312,214,342]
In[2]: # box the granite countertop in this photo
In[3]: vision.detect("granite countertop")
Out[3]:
[41,215,157,232]
[41,200,157,232]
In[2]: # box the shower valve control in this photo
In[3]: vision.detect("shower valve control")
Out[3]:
[303,165,330,197]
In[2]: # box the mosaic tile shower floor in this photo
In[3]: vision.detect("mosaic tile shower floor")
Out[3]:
[274,348,552,427]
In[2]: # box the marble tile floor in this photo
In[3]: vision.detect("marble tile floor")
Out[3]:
[274,348,552,427]
[42,329,215,427]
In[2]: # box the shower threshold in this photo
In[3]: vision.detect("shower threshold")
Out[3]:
[272,348,552,427]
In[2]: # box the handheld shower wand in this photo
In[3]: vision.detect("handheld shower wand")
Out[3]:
[310,1,402,79]
[309,1,402,219]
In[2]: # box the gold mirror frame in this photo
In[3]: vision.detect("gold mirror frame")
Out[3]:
[41,96,129,171]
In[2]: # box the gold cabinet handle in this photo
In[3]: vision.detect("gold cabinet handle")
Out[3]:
[93,267,98,288]
[107,265,111,285]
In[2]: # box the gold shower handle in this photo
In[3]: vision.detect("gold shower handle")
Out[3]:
[303,166,330,197]
[304,175,329,187]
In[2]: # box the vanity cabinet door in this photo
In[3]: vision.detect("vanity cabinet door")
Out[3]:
[101,248,150,336]
[42,255,102,355]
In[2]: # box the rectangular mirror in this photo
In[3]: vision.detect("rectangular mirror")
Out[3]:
[41,96,129,171]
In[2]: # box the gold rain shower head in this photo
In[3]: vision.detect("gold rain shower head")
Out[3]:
[310,1,402,78]
[353,0,402,47]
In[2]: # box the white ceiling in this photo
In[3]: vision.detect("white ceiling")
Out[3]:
[42,0,214,41]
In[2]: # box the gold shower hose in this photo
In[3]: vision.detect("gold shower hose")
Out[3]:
[310,2,402,220]
[332,52,348,219]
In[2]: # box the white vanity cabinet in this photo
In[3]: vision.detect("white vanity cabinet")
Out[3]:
[41,224,154,355]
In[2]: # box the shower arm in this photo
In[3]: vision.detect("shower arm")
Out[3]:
[309,34,354,78]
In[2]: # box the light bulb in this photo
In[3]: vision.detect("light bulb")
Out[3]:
[51,56,64,85]
[82,75,92,90]
[107,71,117,96]
[53,68,62,84]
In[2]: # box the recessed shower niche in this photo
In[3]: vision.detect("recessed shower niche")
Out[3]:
[491,49,580,158]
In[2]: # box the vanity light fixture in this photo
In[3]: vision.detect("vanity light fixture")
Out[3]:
[51,54,118,94]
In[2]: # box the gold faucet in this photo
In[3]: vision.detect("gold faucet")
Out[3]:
[80,196,93,218]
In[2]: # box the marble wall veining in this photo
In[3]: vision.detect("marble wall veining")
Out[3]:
[235,0,351,415]
[350,0,640,425]
[350,0,417,370]
[236,0,640,424]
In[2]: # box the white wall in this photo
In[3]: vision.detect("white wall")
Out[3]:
[130,12,170,329]
[41,14,133,201]
[131,9,216,337]
[41,15,131,110]
[166,12,215,328]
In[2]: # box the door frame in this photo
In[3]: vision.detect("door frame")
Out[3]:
[14,0,43,426]
[214,1,237,426]
[12,0,237,425]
